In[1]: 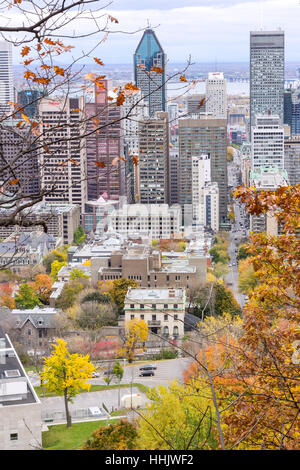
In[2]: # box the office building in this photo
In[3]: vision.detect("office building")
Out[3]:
[138,111,169,204]
[86,81,124,201]
[0,41,13,113]
[284,137,300,186]
[251,115,284,170]
[250,30,284,126]
[39,96,87,209]
[134,28,166,116]
[178,116,227,224]
[205,72,227,119]
[186,94,206,115]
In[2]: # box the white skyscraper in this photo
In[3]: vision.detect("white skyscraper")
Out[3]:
[192,155,219,232]
[205,72,227,119]
[251,115,284,171]
[0,41,14,112]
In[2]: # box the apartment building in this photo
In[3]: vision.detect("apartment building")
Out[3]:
[251,115,284,171]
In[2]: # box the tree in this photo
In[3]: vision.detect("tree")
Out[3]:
[73,226,86,245]
[41,339,95,427]
[82,420,138,450]
[119,319,148,363]
[238,258,258,295]
[32,273,53,304]
[74,301,116,329]
[113,361,124,408]
[109,278,139,315]
[69,268,89,281]
[15,282,41,309]
[50,260,66,281]
[237,243,251,261]
[55,279,88,311]
[43,249,67,274]
[0,283,15,309]
[192,282,241,318]
[136,381,218,450]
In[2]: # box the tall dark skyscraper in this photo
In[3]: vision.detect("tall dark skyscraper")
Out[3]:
[134,28,166,117]
[250,30,284,127]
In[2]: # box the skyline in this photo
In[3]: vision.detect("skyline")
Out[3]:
[10,0,300,65]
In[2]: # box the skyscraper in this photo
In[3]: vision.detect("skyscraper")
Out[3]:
[0,41,13,113]
[251,115,284,171]
[134,28,166,117]
[138,111,169,204]
[178,116,227,224]
[250,31,284,127]
[205,72,227,119]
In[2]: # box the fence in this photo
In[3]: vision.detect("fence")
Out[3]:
[42,407,108,423]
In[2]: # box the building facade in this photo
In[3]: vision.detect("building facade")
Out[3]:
[250,30,284,127]
[0,41,13,113]
[205,72,227,119]
[134,28,166,117]
[251,115,284,171]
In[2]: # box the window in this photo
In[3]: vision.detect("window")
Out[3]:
[10,433,18,441]
[174,304,178,309]
[130,304,134,309]
[152,304,156,309]
[164,314,168,321]
[130,315,135,320]
[164,304,168,309]
[140,315,144,320]
[174,314,178,321]
[173,326,179,338]
[140,304,144,309]
[28,329,31,336]
[152,315,156,321]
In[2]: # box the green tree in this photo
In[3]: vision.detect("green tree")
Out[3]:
[113,361,124,408]
[55,279,88,311]
[110,278,139,315]
[41,339,95,427]
[73,226,86,245]
[82,420,138,450]
[214,283,241,316]
[237,243,251,261]
[15,282,42,309]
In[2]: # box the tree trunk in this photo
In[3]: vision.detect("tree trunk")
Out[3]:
[64,388,72,428]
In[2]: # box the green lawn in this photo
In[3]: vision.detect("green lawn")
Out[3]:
[35,382,150,398]
[42,419,119,450]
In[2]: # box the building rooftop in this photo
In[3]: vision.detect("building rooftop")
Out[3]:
[125,287,185,301]
[0,326,39,406]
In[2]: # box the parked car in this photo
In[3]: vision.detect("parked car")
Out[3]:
[139,370,155,377]
[92,371,100,378]
[103,368,114,376]
[139,364,157,371]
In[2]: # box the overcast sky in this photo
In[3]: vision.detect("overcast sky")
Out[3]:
[12,0,300,64]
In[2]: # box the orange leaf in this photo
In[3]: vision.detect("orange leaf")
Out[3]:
[53,66,65,76]
[94,161,106,168]
[9,178,19,186]
[116,92,125,106]
[150,66,164,74]
[180,75,187,82]
[94,57,104,66]
[108,15,119,23]
[21,46,30,57]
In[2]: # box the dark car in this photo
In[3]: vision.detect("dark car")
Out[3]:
[139,364,157,371]
[139,370,155,377]
[103,368,114,375]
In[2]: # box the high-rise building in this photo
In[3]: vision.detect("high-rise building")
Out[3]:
[0,121,40,197]
[169,149,179,205]
[134,28,166,117]
[205,72,227,119]
[284,87,300,136]
[138,111,169,204]
[250,31,284,127]
[284,137,300,186]
[192,155,219,232]
[86,81,124,201]
[186,94,206,116]
[17,89,42,119]
[39,96,87,209]
[178,116,227,224]
[0,41,13,113]
[251,115,284,171]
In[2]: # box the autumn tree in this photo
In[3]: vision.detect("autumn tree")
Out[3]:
[237,258,258,295]
[32,273,53,304]
[119,319,148,363]
[55,279,89,311]
[82,420,138,450]
[41,338,96,427]
[109,278,139,315]
[50,260,67,281]
[0,283,15,309]
[136,381,218,450]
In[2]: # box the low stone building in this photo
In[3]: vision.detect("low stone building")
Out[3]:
[0,326,42,450]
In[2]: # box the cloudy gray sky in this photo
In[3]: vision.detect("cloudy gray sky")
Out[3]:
[12,0,300,64]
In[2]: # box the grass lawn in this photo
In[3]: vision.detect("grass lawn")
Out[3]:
[35,382,150,398]
[42,419,119,450]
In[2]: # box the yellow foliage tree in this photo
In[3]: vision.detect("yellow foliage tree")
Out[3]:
[41,339,96,427]
[118,319,148,363]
